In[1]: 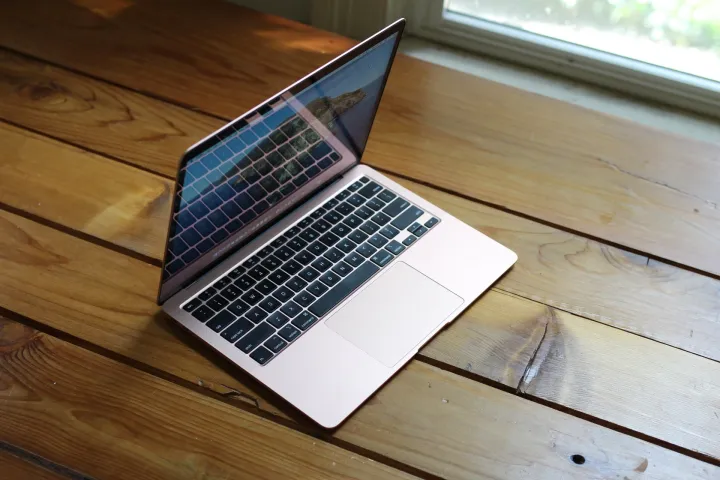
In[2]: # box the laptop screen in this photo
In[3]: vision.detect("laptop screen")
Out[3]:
[158,27,402,304]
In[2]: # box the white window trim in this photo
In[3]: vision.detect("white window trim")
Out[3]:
[312,0,720,119]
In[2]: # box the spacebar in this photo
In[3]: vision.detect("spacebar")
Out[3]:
[308,262,380,317]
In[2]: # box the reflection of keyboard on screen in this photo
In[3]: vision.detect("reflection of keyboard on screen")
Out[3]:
[164,109,343,280]
[180,176,440,366]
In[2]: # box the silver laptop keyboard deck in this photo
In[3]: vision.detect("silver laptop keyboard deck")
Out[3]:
[180,177,439,366]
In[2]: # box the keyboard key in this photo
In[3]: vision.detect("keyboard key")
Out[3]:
[287,276,308,292]
[346,194,365,207]
[310,207,326,219]
[371,212,392,226]
[358,181,382,198]
[311,219,332,233]
[267,311,290,328]
[342,214,363,229]
[281,259,303,275]
[182,298,202,312]
[264,335,288,353]
[207,295,229,311]
[278,324,301,342]
[250,346,273,365]
[407,222,422,234]
[299,217,314,228]
[366,198,386,211]
[281,301,302,318]
[355,205,373,219]
[344,251,365,267]
[336,238,357,253]
[292,311,319,331]
[198,288,217,301]
[275,245,294,261]
[294,250,316,266]
[371,249,394,267]
[391,206,424,230]
[257,246,274,258]
[299,228,320,243]
[288,237,308,252]
[379,225,400,239]
[309,262,379,317]
[240,289,263,305]
[359,221,380,235]
[359,176,370,184]
[261,255,281,271]
[214,277,232,290]
[323,247,344,262]
[348,230,369,244]
[243,256,260,268]
[294,290,316,308]
[385,240,405,255]
[425,217,439,228]
[308,240,328,255]
[220,284,242,301]
[286,226,302,237]
[259,296,282,313]
[335,190,350,201]
[191,305,214,323]
[221,318,253,343]
[402,235,417,246]
[332,261,353,277]
[207,310,237,333]
[307,280,329,297]
[228,299,251,317]
[356,243,377,258]
[323,211,343,224]
[319,232,340,247]
[269,269,290,285]
[235,322,275,353]
[299,266,320,282]
[377,189,397,203]
[368,234,389,248]
[347,181,363,191]
[227,266,246,279]
[323,198,339,209]
[248,265,270,281]
[246,306,268,324]
[311,257,332,272]
[330,223,351,238]
[414,226,428,237]
[235,274,256,290]
[272,285,294,302]
[335,202,354,215]
[319,271,342,287]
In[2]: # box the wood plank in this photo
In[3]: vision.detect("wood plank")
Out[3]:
[1,210,716,479]
[0,317,417,480]
[519,302,720,461]
[2,93,719,368]
[2,0,720,275]
[0,123,171,260]
[0,450,68,480]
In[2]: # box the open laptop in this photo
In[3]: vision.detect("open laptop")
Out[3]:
[160,19,517,428]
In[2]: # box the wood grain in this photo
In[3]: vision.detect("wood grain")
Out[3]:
[519,302,720,461]
[2,81,719,367]
[0,317,417,480]
[0,123,171,260]
[1,210,716,478]
[2,0,720,274]
[0,450,68,480]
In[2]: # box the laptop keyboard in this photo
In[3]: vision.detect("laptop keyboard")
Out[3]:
[181,177,439,366]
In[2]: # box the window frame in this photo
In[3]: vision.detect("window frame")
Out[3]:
[396,0,720,118]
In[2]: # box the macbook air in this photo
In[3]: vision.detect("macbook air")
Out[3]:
[160,19,517,428]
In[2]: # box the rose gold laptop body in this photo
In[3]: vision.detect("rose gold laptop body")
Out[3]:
[161,20,517,428]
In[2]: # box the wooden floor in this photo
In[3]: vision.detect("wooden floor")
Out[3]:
[1,1,720,478]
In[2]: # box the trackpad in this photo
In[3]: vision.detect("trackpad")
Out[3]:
[326,262,463,367]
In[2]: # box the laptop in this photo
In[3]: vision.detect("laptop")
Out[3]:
[160,19,517,428]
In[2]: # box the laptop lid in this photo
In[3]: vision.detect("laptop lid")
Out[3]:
[157,19,405,304]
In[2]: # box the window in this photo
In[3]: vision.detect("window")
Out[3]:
[401,0,720,116]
